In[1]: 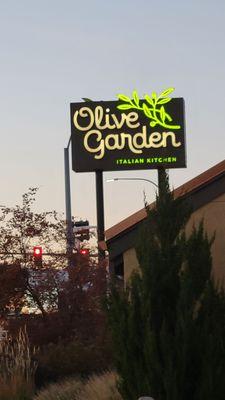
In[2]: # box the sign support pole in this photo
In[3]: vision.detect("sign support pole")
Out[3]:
[64,145,73,266]
[95,170,105,259]
[157,167,167,199]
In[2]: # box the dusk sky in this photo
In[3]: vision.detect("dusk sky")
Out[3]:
[1,1,225,229]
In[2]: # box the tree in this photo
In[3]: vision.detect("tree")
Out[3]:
[106,172,225,400]
[0,188,113,389]
[0,187,67,267]
[0,188,69,318]
[0,188,108,349]
[0,263,26,318]
[57,256,107,340]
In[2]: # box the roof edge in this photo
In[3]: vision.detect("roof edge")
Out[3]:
[106,159,225,242]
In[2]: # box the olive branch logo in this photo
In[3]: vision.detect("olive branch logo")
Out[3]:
[117,87,181,130]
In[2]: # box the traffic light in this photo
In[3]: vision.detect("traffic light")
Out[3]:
[79,248,89,256]
[33,246,42,267]
[73,220,90,241]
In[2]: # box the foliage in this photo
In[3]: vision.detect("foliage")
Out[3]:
[58,258,107,336]
[0,188,103,321]
[77,371,122,400]
[0,263,26,317]
[35,335,113,386]
[106,172,225,400]
[34,371,122,400]
[117,88,181,129]
[0,328,36,400]
[4,258,109,350]
[31,260,112,387]
[0,187,67,267]
[33,377,83,400]
[2,259,112,388]
[0,188,113,391]
[0,188,69,317]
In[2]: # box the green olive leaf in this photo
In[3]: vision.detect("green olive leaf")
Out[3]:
[144,95,154,106]
[143,103,152,118]
[133,90,140,106]
[150,121,157,127]
[157,98,171,105]
[165,113,172,122]
[160,106,166,122]
[159,87,174,98]
[117,94,131,102]
[151,92,157,101]
[117,104,133,110]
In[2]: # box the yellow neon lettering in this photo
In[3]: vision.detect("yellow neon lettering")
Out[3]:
[124,112,140,129]
[120,133,142,154]
[74,106,141,132]
[83,130,105,159]
[161,132,181,147]
[132,126,148,149]
[149,132,163,148]
[95,106,116,130]
[105,134,123,150]
[110,112,127,129]
[82,127,181,160]
[73,107,94,131]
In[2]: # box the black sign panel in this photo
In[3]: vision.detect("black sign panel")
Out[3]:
[70,97,186,172]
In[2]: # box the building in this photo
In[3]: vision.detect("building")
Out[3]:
[106,160,225,284]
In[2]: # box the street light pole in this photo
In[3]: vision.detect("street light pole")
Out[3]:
[106,177,158,189]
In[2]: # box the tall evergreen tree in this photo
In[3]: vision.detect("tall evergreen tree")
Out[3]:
[106,172,225,400]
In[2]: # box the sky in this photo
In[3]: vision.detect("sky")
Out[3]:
[0,0,225,229]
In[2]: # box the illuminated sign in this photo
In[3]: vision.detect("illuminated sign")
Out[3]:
[70,88,186,172]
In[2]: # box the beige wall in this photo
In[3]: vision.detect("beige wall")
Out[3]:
[186,193,225,283]
[123,247,139,284]
[123,193,225,284]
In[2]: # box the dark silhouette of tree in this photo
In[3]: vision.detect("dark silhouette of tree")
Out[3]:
[0,188,107,347]
[106,172,225,400]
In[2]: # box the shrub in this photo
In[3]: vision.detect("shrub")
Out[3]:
[35,336,113,387]
[33,377,83,400]
[34,371,122,400]
[77,371,122,400]
[0,328,37,400]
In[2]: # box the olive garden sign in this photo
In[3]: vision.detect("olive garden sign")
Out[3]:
[70,88,186,172]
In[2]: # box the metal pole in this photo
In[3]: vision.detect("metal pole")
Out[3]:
[64,146,73,264]
[95,170,105,259]
[157,168,167,199]
[107,177,158,189]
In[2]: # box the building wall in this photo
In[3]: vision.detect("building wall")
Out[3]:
[123,193,225,284]
[123,247,139,283]
[186,192,225,283]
